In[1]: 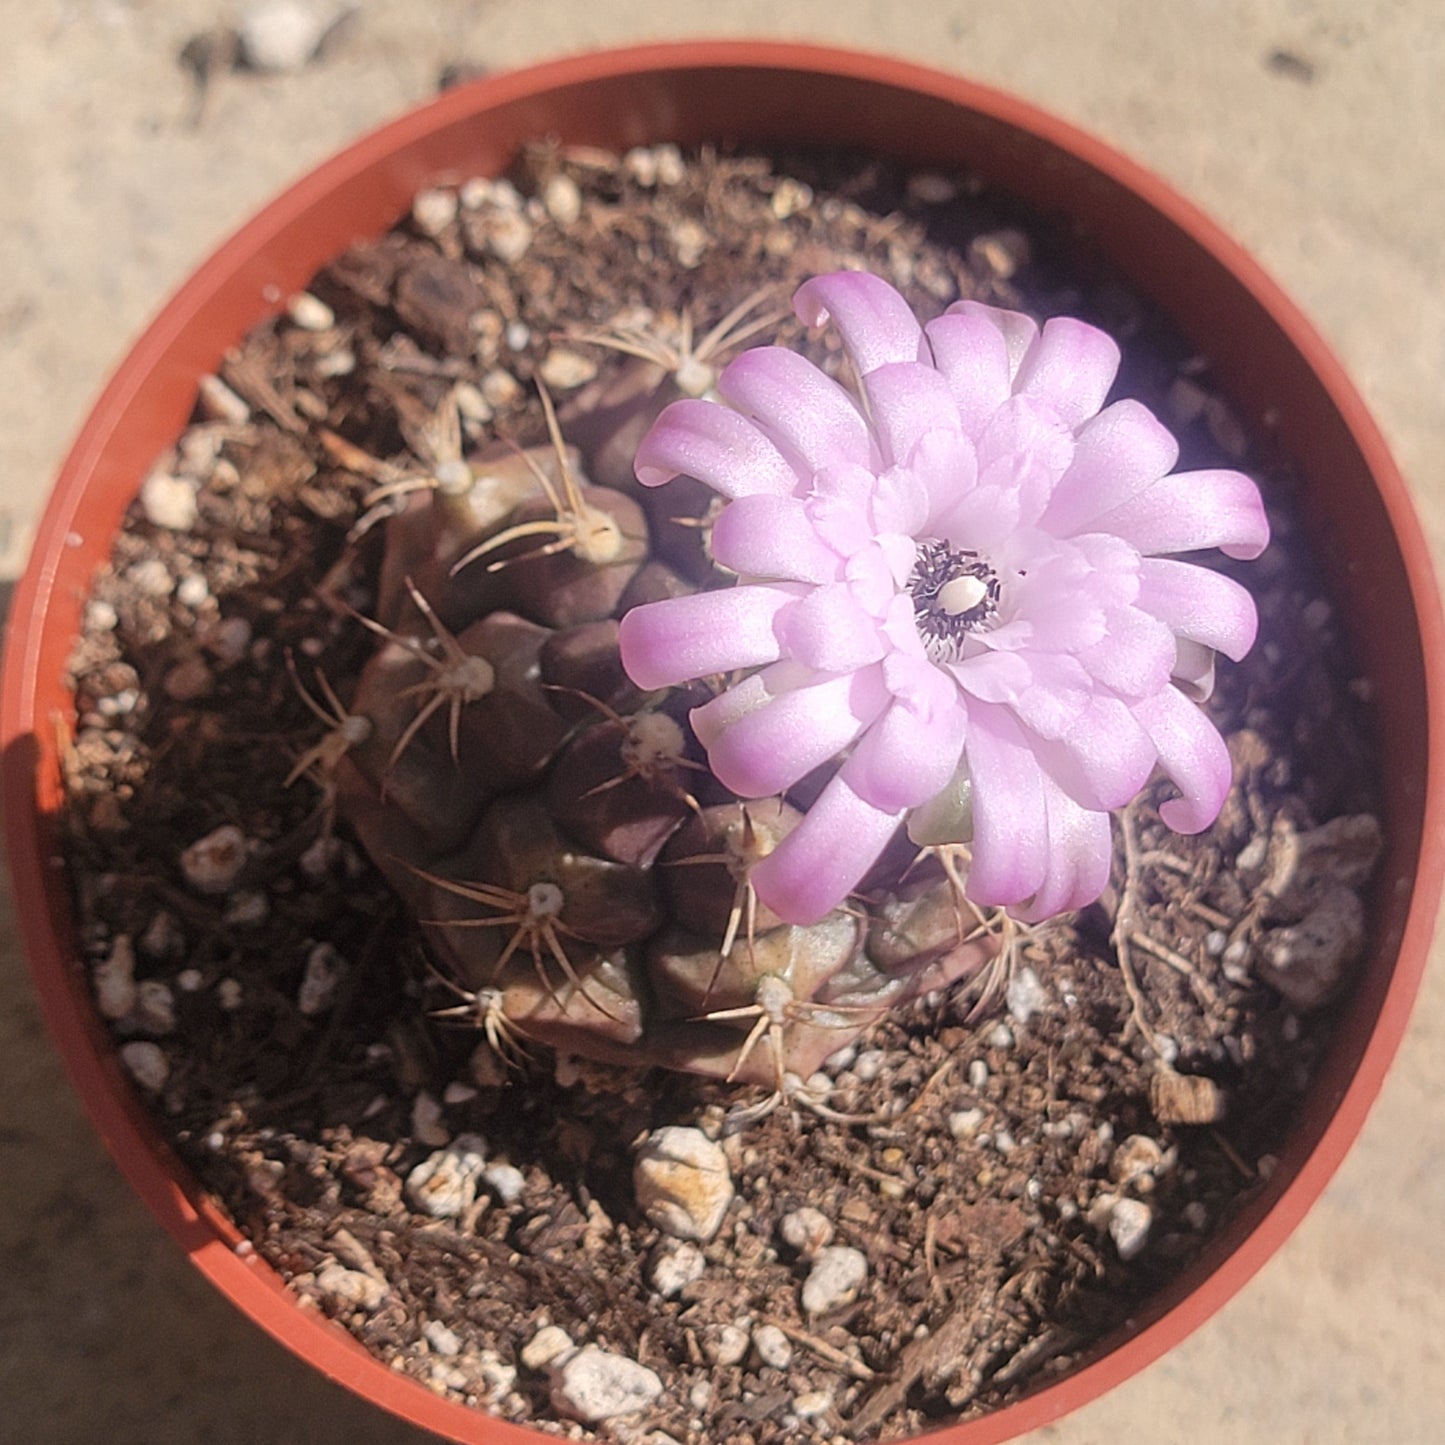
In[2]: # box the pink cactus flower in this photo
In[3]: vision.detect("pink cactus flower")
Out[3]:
[618,272,1268,926]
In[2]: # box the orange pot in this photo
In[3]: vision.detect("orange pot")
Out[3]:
[4,41,1441,1445]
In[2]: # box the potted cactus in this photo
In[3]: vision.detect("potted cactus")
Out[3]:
[4,41,1441,1445]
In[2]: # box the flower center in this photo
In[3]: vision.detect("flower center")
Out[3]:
[908,538,999,660]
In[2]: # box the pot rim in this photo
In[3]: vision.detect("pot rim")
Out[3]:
[4,38,1442,1445]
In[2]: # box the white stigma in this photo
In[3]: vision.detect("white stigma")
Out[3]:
[937,574,989,617]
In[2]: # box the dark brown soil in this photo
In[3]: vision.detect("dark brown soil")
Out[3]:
[59,143,1380,1443]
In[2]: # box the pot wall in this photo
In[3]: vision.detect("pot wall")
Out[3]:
[4,42,1441,1445]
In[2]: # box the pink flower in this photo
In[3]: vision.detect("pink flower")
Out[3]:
[618,272,1268,925]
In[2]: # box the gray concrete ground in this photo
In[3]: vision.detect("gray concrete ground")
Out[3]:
[1,2,1441,1441]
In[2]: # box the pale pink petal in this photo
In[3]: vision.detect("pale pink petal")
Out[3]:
[750,774,905,924]
[709,494,841,583]
[1136,557,1259,660]
[1013,316,1121,428]
[1076,606,1177,699]
[944,299,1039,383]
[806,464,879,557]
[923,309,1014,435]
[1040,399,1180,537]
[1132,684,1233,833]
[843,696,968,812]
[973,396,1075,529]
[704,665,890,798]
[1019,775,1114,922]
[634,398,800,495]
[1086,469,1270,560]
[908,427,980,531]
[793,271,927,375]
[617,582,804,690]
[1030,692,1158,812]
[775,582,890,673]
[960,702,1051,908]
[717,347,875,473]
[1172,638,1217,702]
[688,660,811,749]
[861,361,962,471]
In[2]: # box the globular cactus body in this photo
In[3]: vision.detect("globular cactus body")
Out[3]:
[315,341,1000,1089]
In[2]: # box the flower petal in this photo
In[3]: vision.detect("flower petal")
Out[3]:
[1019,774,1114,922]
[1076,606,1178,699]
[944,300,1039,383]
[689,660,809,749]
[717,347,875,473]
[1013,315,1121,428]
[923,309,1015,435]
[776,583,889,672]
[1030,692,1158,812]
[959,702,1051,908]
[634,398,800,496]
[750,773,905,924]
[793,271,927,376]
[1136,557,1259,661]
[1132,684,1233,833]
[861,361,963,472]
[618,582,803,690]
[1086,469,1270,560]
[709,493,841,583]
[1039,399,1180,538]
[702,665,890,797]
[843,696,968,813]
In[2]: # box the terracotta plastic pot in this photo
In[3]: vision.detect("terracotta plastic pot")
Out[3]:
[4,40,1441,1445]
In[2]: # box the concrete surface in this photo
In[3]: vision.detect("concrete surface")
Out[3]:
[2,2,1441,1441]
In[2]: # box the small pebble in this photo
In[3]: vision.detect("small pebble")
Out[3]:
[801,1245,867,1316]
[480,367,523,409]
[412,187,458,237]
[968,1058,989,1088]
[223,890,269,927]
[297,941,347,1015]
[175,573,210,608]
[794,1389,833,1420]
[633,1126,734,1242]
[986,1022,1015,1050]
[314,1264,388,1313]
[163,657,213,701]
[949,1107,985,1139]
[93,935,138,1020]
[216,977,243,1011]
[1256,887,1366,1010]
[133,979,176,1035]
[542,173,583,225]
[752,1323,793,1369]
[286,291,335,331]
[175,967,203,992]
[550,1346,663,1423]
[238,0,328,73]
[521,1324,575,1372]
[411,1090,451,1149]
[424,1320,463,1357]
[128,558,174,597]
[1005,965,1049,1025]
[538,348,598,390]
[779,1206,834,1258]
[853,1049,885,1082]
[906,171,957,204]
[180,824,248,894]
[648,1239,707,1298]
[197,373,250,423]
[504,319,530,352]
[706,1323,750,1367]
[84,599,118,631]
[1205,928,1228,957]
[120,1041,169,1092]
[405,1134,487,1218]
[139,473,198,531]
[1150,1069,1226,1126]
[481,1161,526,1205]
[1106,1197,1153,1260]
[485,211,534,264]
[204,615,253,665]
[442,1080,478,1106]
